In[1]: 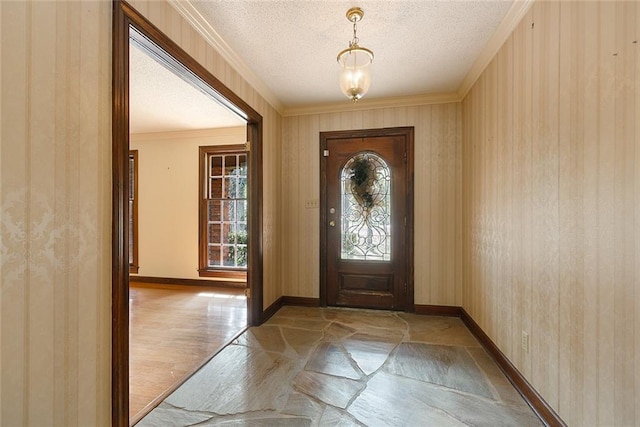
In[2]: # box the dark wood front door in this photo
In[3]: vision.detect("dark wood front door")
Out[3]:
[320,127,414,311]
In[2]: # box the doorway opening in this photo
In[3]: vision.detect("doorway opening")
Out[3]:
[320,127,414,312]
[112,2,263,426]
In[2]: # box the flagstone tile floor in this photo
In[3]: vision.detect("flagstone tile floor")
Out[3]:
[137,306,542,426]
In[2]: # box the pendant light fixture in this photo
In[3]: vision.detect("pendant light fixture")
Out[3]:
[337,7,374,102]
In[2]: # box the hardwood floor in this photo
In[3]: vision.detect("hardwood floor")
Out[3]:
[129,282,247,425]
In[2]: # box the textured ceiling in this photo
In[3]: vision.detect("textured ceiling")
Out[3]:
[130,0,516,132]
[189,0,513,107]
[129,41,246,134]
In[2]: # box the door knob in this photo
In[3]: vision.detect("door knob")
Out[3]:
[329,220,336,227]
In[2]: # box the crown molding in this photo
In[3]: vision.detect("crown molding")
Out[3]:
[130,126,245,142]
[457,0,534,100]
[168,0,531,118]
[167,0,285,114]
[282,92,461,117]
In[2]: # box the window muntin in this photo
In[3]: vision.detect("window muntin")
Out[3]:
[200,146,248,274]
[340,151,391,261]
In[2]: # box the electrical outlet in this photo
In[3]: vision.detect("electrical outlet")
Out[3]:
[521,331,529,353]
[304,199,319,209]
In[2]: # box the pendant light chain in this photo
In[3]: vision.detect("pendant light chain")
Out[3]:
[351,19,359,47]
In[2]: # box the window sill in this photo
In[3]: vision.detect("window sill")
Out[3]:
[198,269,247,281]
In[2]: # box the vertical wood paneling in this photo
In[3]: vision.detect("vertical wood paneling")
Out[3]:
[1,1,111,425]
[612,3,637,425]
[282,104,462,306]
[635,4,640,424]
[462,1,639,424]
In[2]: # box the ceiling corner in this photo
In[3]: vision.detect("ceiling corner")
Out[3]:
[167,0,285,115]
[457,0,535,101]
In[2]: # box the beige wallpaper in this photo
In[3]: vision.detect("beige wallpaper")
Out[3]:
[462,1,640,425]
[281,104,462,306]
[1,0,282,424]
[130,128,245,281]
[128,0,284,309]
[1,1,111,425]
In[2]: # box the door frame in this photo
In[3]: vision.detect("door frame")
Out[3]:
[319,127,415,311]
[112,1,263,425]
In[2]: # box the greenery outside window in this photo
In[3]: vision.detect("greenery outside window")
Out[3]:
[199,145,248,279]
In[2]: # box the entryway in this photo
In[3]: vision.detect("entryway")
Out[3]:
[320,127,414,311]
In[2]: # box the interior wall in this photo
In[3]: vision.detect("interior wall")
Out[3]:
[129,0,283,310]
[0,0,283,424]
[130,127,245,281]
[462,1,639,425]
[282,104,462,306]
[0,1,111,425]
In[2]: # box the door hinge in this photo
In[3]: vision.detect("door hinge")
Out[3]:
[245,141,251,152]
[244,288,251,298]
[323,149,329,157]
[404,151,407,163]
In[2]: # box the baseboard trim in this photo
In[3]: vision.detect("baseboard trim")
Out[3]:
[459,308,566,427]
[130,275,246,288]
[414,304,463,317]
[262,296,284,322]
[262,296,321,323]
[281,296,321,307]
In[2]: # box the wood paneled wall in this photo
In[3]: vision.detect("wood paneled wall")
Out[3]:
[282,104,462,306]
[129,0,283,310]
[462,1,640,424]
[0,1,111,425]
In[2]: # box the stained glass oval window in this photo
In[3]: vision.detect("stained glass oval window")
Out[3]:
[340,152,391,261]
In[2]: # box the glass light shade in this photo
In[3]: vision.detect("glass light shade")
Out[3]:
[338,47,373,102]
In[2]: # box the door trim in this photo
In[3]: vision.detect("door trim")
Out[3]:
[112,1,263,425]
[319,127,414,311]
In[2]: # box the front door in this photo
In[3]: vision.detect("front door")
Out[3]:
[320,127,414,311]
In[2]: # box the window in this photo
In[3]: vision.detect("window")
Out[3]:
[129,150,139,273]
[340,151,391,261]
[199,145,248,279]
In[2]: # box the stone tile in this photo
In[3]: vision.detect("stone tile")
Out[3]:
[324,322,357,340]
[399,314,481,347]
[199,414,313,426]
[385,342,495,399]
[135,404,213,426]
[281,391,325,420]
[350,372,542,427]
[467,347,532,408]
[265,315,330,331]
[305,342,363,380]
[234,325,287,353]
[348,372,468,426]
[141,307,541,427]
[280,326,323,358]
[165,344,296,414]
[292,371,364,409]
[271,306,326,320]
[319,406,365,426]
[324,308,407,331]
[343,332,400,375]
